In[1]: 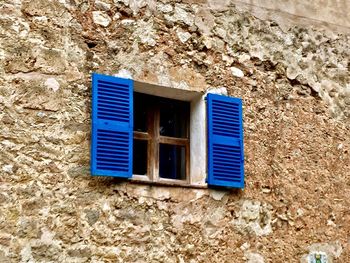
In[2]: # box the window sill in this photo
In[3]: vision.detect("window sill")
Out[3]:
[131,175,208,189]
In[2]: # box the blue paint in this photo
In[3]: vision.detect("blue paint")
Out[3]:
[91,73,133,178]
[207,93,244,188]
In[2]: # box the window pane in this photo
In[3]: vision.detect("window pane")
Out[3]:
[134,93,148,132]
[133,139,148,175]
[160,99,189,138]
[159,144,186,180]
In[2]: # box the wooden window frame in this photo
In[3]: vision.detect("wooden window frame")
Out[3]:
[132,97,190,185]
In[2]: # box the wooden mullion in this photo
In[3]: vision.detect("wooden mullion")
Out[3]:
[133,131,150,140]
[147,106,155,181]
[159,136,189,146]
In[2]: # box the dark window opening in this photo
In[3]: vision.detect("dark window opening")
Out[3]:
[133,139,148,175]
[159,144,186,180]
[134,93,149,132]
[133,92,190,182]
[159,99,189,138]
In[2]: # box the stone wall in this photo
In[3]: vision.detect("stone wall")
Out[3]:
[231,0,350,34]
[0,0,349,262]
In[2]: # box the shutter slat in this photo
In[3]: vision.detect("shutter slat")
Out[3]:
[98,98,129,104]
[97,110,129,117]
[98,95,130,101]
[97,157,129,162]
[213,158,241,164]
[91,73,133,178]
[97,132,130,139]
[96,116,129,122]
[97,112,129,119]
[96,149,129,154]
[97,83,129,89]
[207,93,244,188]
[211,176,241,182]
[98,103,130,110]
[96,86,129,93]
[96,165,128,171]
[213,153,241,159]
[213,120,240,127]
[97,142,130,148]
[212,100,240,107]
[211,108,239,116]
[97,86,129,93]
[213,148,241,154]
[213,115,240,123]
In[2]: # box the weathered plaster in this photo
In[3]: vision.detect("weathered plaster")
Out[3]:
[232,0,350,33]
[0,0,349,262]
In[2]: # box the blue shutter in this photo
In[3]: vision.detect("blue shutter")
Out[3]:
[91,73,133,178]
[207,93,244,188]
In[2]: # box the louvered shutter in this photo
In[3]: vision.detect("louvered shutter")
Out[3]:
[91,73,133,178]
[207,93,244,188]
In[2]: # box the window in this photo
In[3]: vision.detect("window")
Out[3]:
[133,93,190,183]
[90,73,245,189]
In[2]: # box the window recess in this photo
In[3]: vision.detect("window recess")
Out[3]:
[133,92,190,184]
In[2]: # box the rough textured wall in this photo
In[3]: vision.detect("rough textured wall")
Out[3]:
[0,0,349,262]
[231,0,350,33]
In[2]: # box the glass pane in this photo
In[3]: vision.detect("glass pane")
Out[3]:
[133,139,148,175]
[159,144,186,180]
[134,93,148,132]
[160,99,189,138]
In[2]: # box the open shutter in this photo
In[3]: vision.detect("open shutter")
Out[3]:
[207,93,244,188]
[91,73,133,178]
